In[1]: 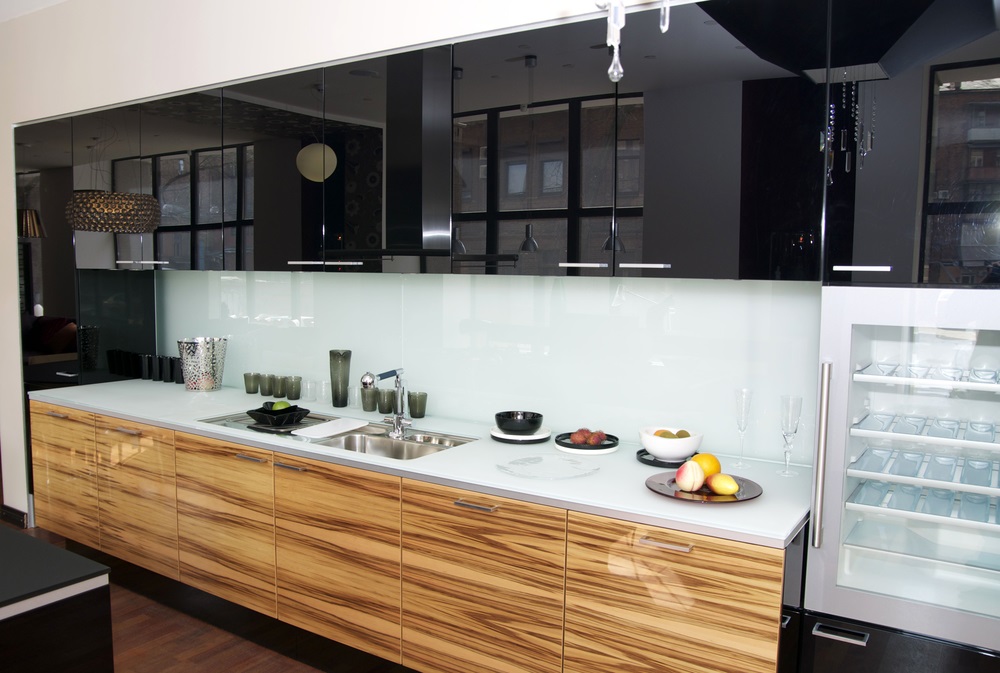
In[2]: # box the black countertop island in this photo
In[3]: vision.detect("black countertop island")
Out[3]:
[0,526,114,672]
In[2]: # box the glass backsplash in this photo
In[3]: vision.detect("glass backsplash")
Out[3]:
[156,271,820,465]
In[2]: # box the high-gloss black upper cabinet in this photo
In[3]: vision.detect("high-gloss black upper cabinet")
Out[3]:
[451,3,828,279]
[218,48,452,273]
[823,0,1000,286]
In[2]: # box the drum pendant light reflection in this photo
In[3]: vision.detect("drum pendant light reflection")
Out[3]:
[296,142,338,182]
[66,190,160,233]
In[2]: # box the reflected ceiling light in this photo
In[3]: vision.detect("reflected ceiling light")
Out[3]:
[296,142,338,182]
[66,190,160,233]
[452,224,467,254]
[519,223,539,252]
[17,208,46,238]
[602,222,625,252]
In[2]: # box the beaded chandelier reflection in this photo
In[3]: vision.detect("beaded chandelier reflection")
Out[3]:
[65,190,161,234]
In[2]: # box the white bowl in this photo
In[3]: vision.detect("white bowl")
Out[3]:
[639,426,703,461]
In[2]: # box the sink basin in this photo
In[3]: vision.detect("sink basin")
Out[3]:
[313,428,475,459]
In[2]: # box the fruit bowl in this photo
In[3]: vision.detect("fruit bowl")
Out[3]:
[247,403,310,427]
[495,411,544,435]
[638,426,703,461]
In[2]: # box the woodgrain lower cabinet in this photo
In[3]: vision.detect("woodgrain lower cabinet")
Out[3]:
[95,415,177,579]
[29,401,99,548]
[400,479,567,673]
[564,511,785,673]
[274,455,402,662]
[175,432,276,616]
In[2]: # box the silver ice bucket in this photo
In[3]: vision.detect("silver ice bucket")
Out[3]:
[177,337,228,391]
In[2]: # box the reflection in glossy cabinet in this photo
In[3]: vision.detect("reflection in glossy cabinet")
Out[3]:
[29,401,99,547]
[175,433,276,617]
[274,455,402,662]
[564,512,784,673]
[95,415,177,579]
[400,479,567,673]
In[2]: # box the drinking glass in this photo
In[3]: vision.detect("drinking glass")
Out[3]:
[733,388,753,469]
[778,394,802,476]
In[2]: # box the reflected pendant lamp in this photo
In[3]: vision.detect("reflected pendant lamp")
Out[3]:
[296,143,338,182]
[65,190,160,234]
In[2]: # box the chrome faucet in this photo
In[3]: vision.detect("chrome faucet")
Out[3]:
[370,368,410,439]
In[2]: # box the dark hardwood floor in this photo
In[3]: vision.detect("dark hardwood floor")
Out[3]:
[8,524,416,673]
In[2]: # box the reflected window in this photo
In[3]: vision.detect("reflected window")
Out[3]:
[923,61,1000,284]
[453,95,643,275]
[507,162,527,195]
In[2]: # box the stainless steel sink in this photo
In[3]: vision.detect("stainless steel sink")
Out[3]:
[314,428,474,459]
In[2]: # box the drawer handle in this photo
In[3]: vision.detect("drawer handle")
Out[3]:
[811,623,869,647]
[45,411,69,419]
[638,536,693,553]
[452,498,500,513]
[274,462,306,472]
[235,453,268,464]
[112,427,142,437]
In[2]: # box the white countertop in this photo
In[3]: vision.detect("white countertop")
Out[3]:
[29,380,812,549]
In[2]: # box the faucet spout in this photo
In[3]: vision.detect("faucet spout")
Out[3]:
[378,368,410,439]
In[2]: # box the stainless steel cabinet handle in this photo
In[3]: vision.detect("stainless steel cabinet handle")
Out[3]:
[558,262,608,268]
[618,263,671,269]
[811,623,870,647]
[56,371,78,377]
[45,411,69,419]
[452,498,499,513]
[638,536,693,553]
[287,260,364,266]
[812,361,832,549]
[274,462,306,472]
[781,614,791,629]
[235,453,268,464]
[112,427,142,437]
[831,265,891,272]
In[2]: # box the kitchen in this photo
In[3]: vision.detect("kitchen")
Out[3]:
[3,1,1000,672]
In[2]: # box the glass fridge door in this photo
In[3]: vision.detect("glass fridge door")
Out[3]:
[809,287,1000,653]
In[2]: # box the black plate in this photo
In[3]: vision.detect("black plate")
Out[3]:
[554,432,619,450]
[645,473,763,503]
[636,449,686,469]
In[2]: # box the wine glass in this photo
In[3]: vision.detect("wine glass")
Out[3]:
[778,395,802,477]
[733,388,753,469]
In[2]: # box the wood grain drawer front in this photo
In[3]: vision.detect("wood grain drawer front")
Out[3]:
[96,416,178,579]
[29,401,99,548]
[401,479,567,673]
[564,512,784,673]
[275,455,402,663]
[175,432,276,617]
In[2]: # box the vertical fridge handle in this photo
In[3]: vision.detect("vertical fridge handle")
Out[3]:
[812,361,833,549]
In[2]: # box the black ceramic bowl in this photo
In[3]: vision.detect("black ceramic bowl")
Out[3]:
[495,411,544,435]
[247,403,310,427]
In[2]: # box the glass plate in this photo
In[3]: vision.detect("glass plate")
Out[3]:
[496,454,600,480]
[645,473,762,503]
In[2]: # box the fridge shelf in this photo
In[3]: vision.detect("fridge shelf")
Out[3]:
[846,480,999,531]
[843,519,1000,576]
[846,447,1000,496]
[851,415,999,452]
[853,364,1000,393]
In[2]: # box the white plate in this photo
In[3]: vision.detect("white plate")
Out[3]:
[490,426,552,442]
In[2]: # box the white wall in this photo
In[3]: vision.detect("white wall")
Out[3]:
[0,0,663,514]
[157,272,821,466]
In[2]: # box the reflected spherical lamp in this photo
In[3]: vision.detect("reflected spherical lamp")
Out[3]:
[296,143,338,182]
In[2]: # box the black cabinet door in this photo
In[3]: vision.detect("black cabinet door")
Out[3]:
[823,0,1000,286]
[802,613,1000,673]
